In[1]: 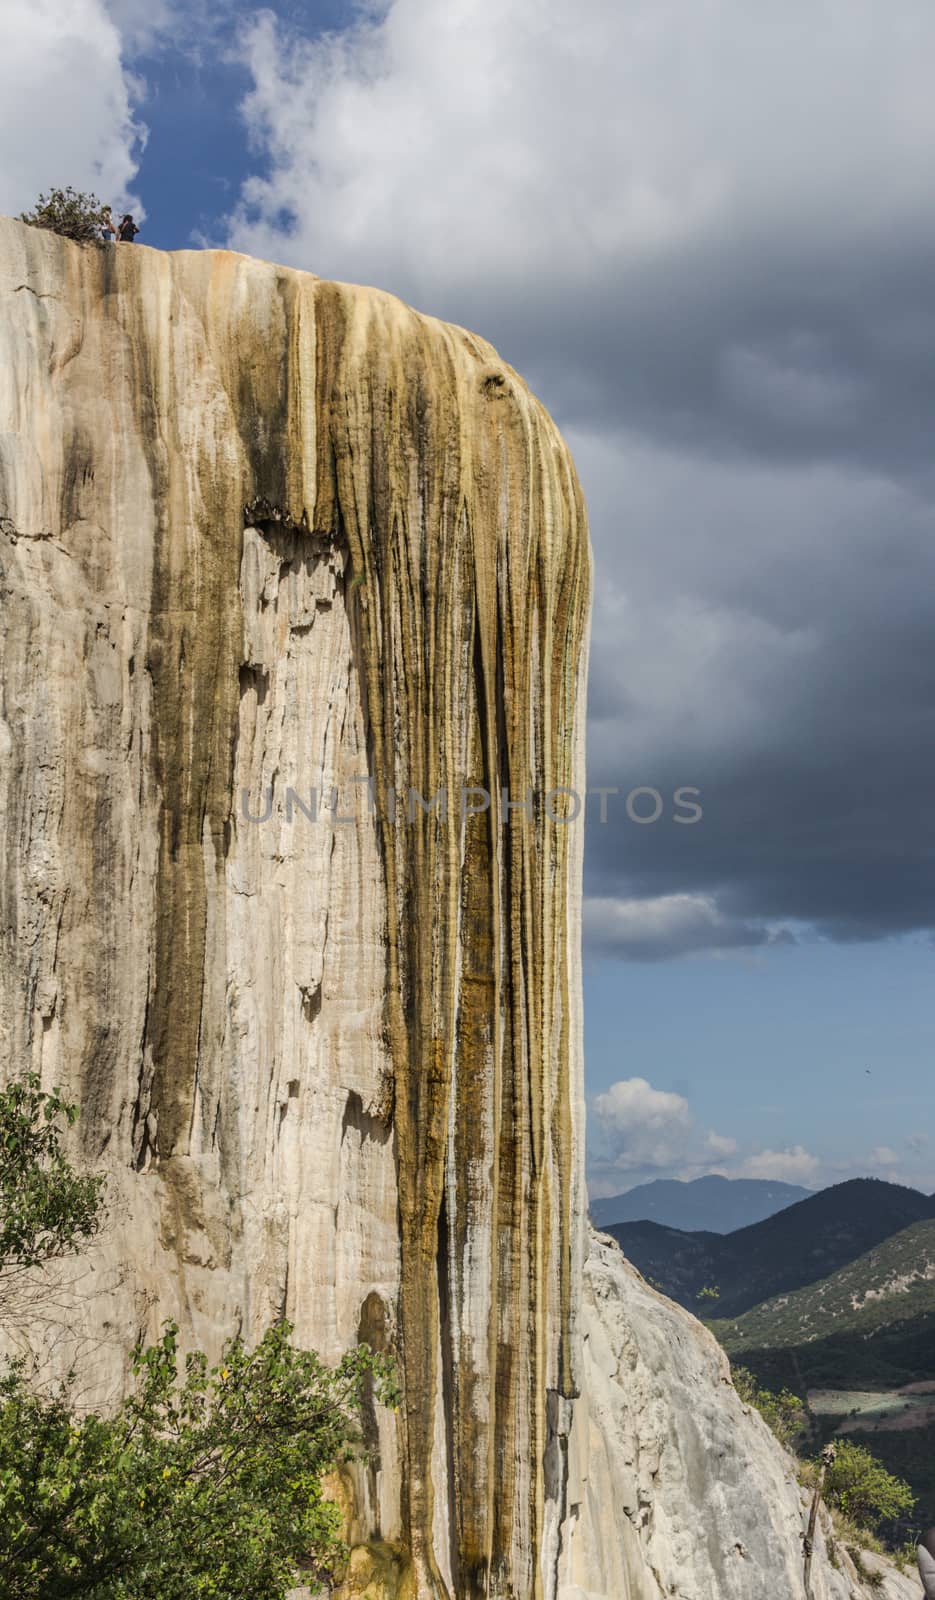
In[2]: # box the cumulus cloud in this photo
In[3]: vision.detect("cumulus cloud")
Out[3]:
[868,1145,901,1168]
[587,1075,739,1194]
[0,0,145,217]
[584,892,792,961]
[592,1077,692,1142]
[586,1081,935,1196]
[228,0,935,317]
[226,0,935,961]
[740,1145,822,1184]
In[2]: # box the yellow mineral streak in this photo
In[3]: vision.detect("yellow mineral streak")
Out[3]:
[311,284,590,1597]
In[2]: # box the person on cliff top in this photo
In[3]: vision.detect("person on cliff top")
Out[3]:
[116,213,139,243]
[100,207,116,242]
[918,1528,935,1598]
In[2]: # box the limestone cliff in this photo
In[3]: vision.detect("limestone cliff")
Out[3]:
[0,217,915,1600]
[0,216,587,1599]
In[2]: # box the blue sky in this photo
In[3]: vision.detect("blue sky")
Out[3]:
[124,43,255,250]
[3,0,934,1197]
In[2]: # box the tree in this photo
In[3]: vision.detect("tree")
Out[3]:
[0,1322,398,1599]
[18,188,111,245]
[0,1074,103,1287]
[732,1365,810,1451]
[823,1440,915,1535]
[0,1083,398,1597]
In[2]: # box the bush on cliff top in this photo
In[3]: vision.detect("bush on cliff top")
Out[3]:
[19,187,111,244]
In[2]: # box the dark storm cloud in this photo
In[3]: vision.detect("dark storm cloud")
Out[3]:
[578,432,935,956]
[225,0,935,958]
[523,236,935,480]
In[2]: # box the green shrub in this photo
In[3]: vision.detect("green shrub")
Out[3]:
[823,1440,915,1535]
[19,187,111,244]
[0,1080,396,1597]
[0,1073,103,1281]
[0,1321,397,1599]
[732,1363,810,1451]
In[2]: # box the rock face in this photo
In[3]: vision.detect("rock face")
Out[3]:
[0,217,588,1599]
[0,217,913,1600]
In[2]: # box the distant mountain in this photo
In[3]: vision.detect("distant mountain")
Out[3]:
[590,1175,811,1233]
[605,1178,935,1319]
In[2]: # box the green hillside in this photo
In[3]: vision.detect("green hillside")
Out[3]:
[710,1220,935,1521]
[711,1217,935,1385]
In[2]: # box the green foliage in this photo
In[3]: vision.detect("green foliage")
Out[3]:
[0,1083,397,1596]
[823,1440,916,1535]
[847,1421,935,1526]
[894,1535,924,1573]
[0,1320,399,1599]
[731,1363,809,1451]
[696,1284,720,1302]
[0,1075,103,1279]
[18,187,111,245]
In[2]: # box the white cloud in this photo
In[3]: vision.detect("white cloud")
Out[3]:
[705,1132,739,1159]
[740,1145,822,1184]
[587,1081,935,1197]
[868,1145,901,1168]
[227,0,935,307]
[588,1075,740,1193]
[592,1076,691,1142]
[0,0,145,217]
[584,892,792,962]
[737,1139,935,1192]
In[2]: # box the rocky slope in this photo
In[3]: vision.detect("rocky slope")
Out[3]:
[0,217,916,1600]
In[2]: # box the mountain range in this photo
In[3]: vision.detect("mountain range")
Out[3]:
[604,1178,935,1319]
[590,1175,811,1232]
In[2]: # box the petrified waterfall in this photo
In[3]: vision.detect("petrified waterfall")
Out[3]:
[2,218,914,1600]
[0,219,589,1599]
